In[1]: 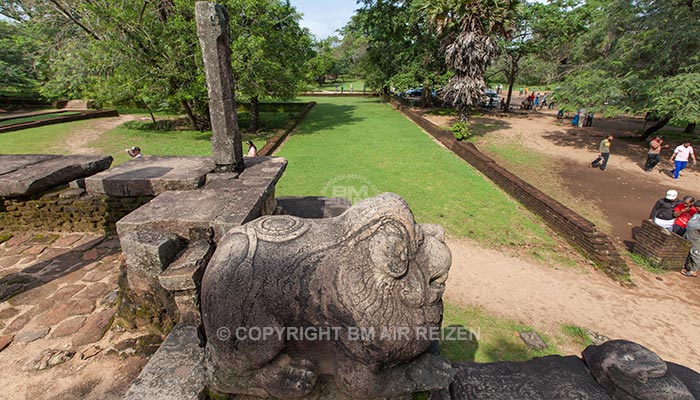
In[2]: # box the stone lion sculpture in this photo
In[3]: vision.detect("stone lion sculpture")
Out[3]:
[201,193,454,399]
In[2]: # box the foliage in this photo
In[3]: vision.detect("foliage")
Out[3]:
[628,253,666,275]
[352,0,446,101]
[305,37,342,86]
[451,121,472,141]
[560,324,594,348]
[0,20,40,95]
[419,0,519,121]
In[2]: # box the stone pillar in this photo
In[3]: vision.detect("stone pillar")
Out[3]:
[195,2,245,173]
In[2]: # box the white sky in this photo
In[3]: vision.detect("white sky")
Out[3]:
[289,0,360,39]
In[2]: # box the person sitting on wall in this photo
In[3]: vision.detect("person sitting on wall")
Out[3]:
[649,189,680,231]
[246,140,258,157]
[125,146,142,159]
[672,197,697,236]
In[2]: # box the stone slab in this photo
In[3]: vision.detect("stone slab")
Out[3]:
[442,356,611,399]
[123,324,205,400]
[84,156,215,197]
[0,154,113,197]
[116,157,287,240]
[159,239,214,291]
[0,154,60,175]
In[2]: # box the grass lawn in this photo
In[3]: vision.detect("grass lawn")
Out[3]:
[276,96,569,257]
[90,112,287,165]
[0,119,94,154]
[440,302,559,363]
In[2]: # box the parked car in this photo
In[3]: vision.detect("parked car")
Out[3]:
[480,89,499,108]
[403,87,438,98]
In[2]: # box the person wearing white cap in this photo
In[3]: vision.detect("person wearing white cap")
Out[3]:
[649,189,680,231]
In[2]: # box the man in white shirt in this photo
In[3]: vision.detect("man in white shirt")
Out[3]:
[669,141,696,180]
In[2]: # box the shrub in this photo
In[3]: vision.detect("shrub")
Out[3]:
[451,121,472,141]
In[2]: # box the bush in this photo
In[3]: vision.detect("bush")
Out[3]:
[451,121,472,141]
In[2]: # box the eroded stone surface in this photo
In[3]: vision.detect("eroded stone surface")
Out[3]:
[583,340,694,399]
[123,324,205,400]
[0,154,112,197]
[117,157,287,242]
[72,308,116,347]
[15,327,50,343]
[119,231,184,275]
[84,156,214,197]
[159,239,214,291]
[202,193,454,399]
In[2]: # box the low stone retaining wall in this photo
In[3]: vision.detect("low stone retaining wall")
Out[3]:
[0,110,119,134]
[633,219,690,269]
[259,102,316,156]
[389,98,629,279]
[0,185,152,234]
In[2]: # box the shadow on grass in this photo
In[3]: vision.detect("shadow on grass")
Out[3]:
[292,103,362,136]
[439,324,479,363]
[470,117,512,139]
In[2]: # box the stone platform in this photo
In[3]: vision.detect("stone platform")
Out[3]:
[116,157,286,240]
[84,156,216,197]
[0,154,113,197]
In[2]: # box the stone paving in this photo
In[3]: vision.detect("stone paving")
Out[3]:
[0,233,156,399]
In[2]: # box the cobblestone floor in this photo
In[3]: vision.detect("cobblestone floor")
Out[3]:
[0,233,156,399]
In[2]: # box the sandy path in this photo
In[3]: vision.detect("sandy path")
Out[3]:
[445,237,700,370]
[64,114,136,154]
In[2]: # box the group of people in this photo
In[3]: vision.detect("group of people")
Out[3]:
[572,109,594,127]
[521,92,548,110]
[649,190,700,277]
[644,136,696,180]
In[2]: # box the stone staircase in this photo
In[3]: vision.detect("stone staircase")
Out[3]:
[62,100,88,110]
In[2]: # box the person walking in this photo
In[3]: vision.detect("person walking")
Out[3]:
[645,135,667,172]
[649,189,679,231]
[591,135,613,171]
[682,212,700,277]
[669,141,696,180]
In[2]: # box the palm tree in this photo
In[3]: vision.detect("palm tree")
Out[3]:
[420,0,519,122]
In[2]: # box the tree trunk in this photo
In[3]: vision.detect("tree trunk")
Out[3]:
[181,100,201,131]
[506,74,516,112]
[142,99,159,129]
[458,103,470,123]
[250,96,261,132]
[641,116,671,140]
[684,123,696,134]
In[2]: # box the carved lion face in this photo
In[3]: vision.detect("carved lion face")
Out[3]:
[335,194,451,359]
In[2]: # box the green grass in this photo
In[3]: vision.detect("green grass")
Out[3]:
[90,112,287,165]
[0,111,81,126]
[276,96,565,253]
[628,252,667,274]
[0,234,13,244]
[312,78,368,92]
[440,302,559,363]
[0,119,95,154]
[560,324,594,348]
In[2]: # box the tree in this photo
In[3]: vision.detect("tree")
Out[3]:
[554,0,700,139]
[305,37,341,86]
[0,20,40,95]
[419,0,519,121]
[352,0,446,104]
[226,0,312,132]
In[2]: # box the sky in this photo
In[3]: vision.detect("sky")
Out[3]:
[289,0,360,39]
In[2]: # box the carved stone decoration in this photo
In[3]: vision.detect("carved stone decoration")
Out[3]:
[582,340,694,400]
[201,193,454,399]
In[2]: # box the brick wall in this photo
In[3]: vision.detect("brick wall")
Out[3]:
[1,186,152,234]
[389,98,630,280]
[633,219,689,269]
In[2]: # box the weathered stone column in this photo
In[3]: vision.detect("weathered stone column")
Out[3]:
[195,2,245,173]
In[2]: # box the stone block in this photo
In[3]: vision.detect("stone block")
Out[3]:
[123,324,205,400]
[159,239,214,291]
[0,154,112,197]
[117,157,287,240]
[120,230,185,275]
[84,156,214,197]
[174,290,200,326]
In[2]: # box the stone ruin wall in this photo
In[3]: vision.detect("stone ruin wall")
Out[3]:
[0,185,152,235]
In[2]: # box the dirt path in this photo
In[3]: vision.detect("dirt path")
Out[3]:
[64,114,136,154]
[445,237,700,370]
